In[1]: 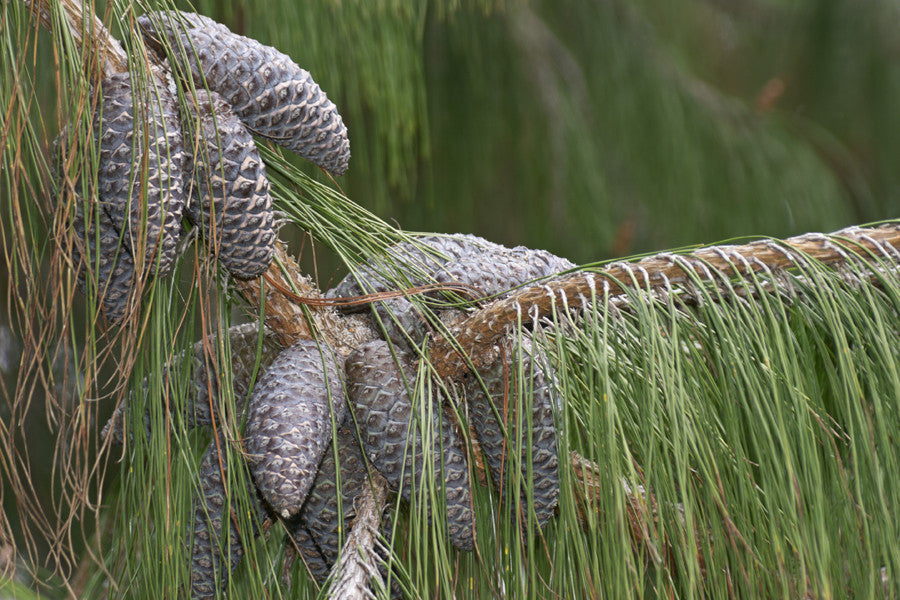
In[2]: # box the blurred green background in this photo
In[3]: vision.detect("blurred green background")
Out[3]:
[214,0,895,269]
[3,0,900,583]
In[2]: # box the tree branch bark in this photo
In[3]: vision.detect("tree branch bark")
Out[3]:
[429,223,900,378]
[24,0,128,76]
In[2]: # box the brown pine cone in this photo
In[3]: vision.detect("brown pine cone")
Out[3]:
[138,11,350,175]
[94,69,185,276]
[244,339,346,519]
[183,90,275,278]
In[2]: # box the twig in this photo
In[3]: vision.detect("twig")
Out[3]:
[234,242,316,348]
[570,452,703,573]
[429,223,900,378]
[24,0,128,76]
[325,472,391,600]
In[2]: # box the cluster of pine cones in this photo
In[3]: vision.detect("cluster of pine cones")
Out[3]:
[57,11,350,321]
[67,9,574,597]
[105,234,573,598]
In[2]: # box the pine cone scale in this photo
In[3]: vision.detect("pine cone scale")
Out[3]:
[94,70,185,277]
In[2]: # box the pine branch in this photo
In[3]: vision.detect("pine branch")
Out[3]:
[234,242,316,347]
[223,225,900,596]
[324,472,391,600]
[28,2,900,596]
[429,223,900,378]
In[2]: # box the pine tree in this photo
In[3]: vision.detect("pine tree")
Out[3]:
[2,1,899,598]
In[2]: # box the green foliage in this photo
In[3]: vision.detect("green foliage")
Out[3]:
[546,251,900,597]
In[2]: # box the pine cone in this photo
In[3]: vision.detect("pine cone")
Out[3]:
[190,434,265,599]
[69,193,138,323]
[138,11,350,175]
[102,322,282,444]
[285,422,369,584]
[54,131,138,322]
[94,69,185,277]
[370,297,431,350]
[464,338,559,527]
[244,339,346,519]
[330,234,574,350]
[284,523,331,585]
[434,245,575,297]
[183,90,275,278]
[188,322,284,427]
[327,234,504,301]
[327,234,509,348]
[347,340,475,551]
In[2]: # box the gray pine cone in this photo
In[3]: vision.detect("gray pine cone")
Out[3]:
[329,234,574,350]
[464,338,559,528]
[138,11,350,175]
[327,234,503,301]
[102,322,282,444]
[434,245,575,298]
[347,340,475,551]
[285,423,369,584]
[190,434,265,599]
[244,339,346,519]
[95,69,185,277]
[54,132,138,322]
[327,234,508,348]
[69,190,138,323]
[370,297,431,350]
[188,322,284,427]
[183,90,275,279]
[285,523,331,585]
